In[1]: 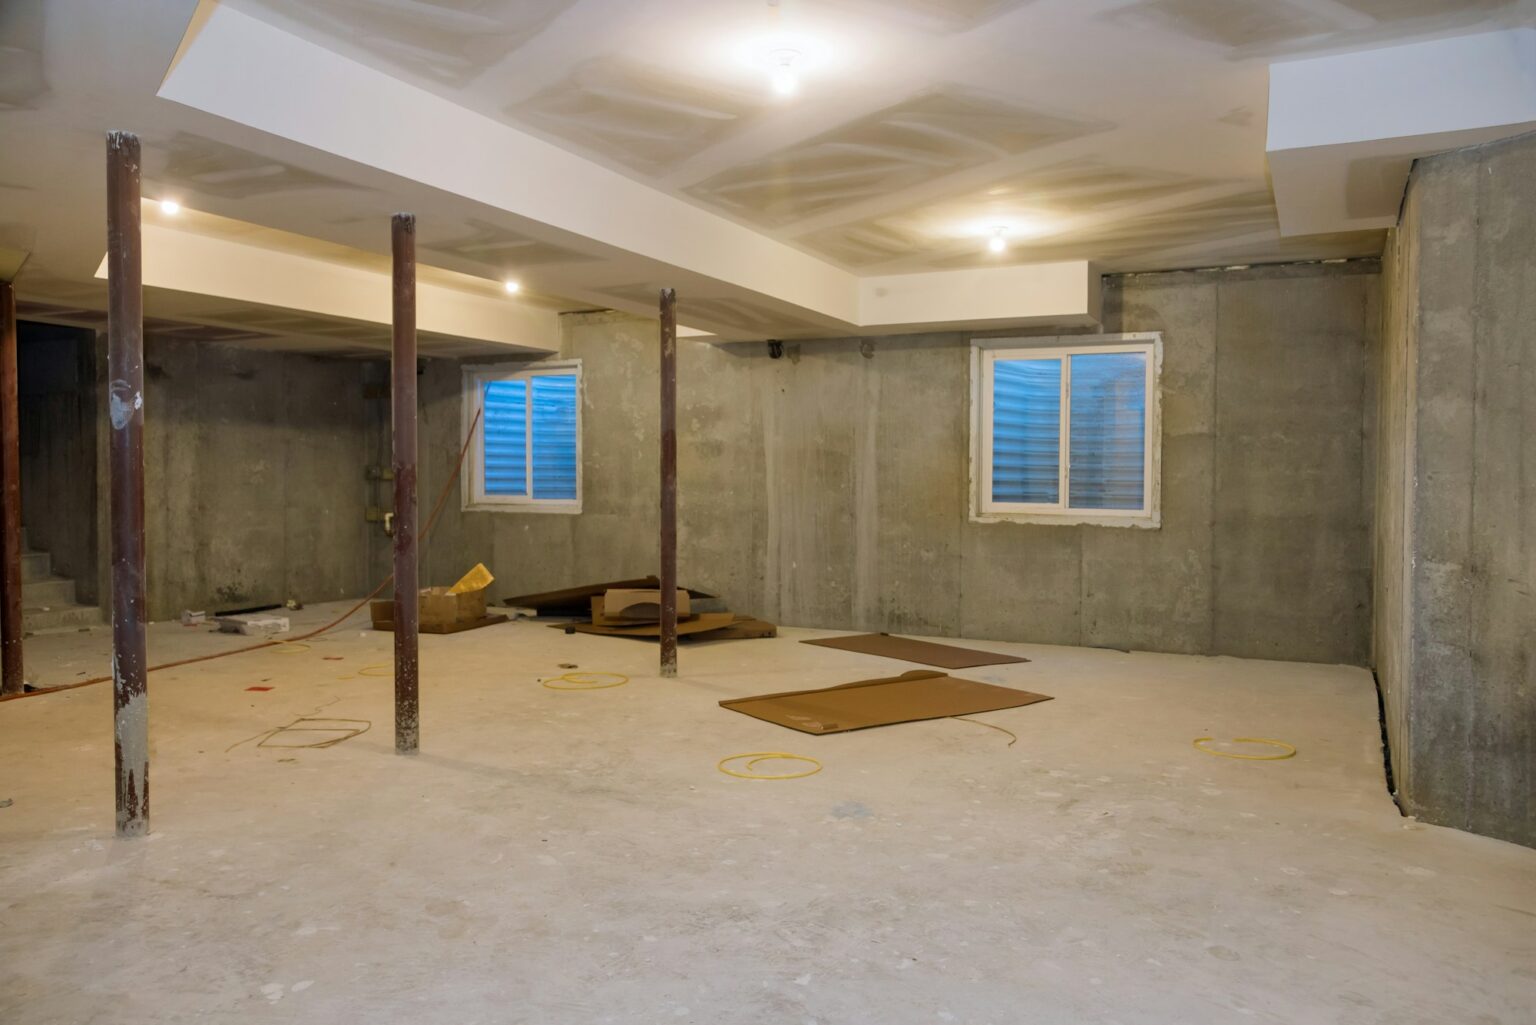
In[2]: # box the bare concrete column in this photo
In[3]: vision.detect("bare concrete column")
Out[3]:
[659,289,678,678]
[0,280,22,696]
[391,213,419,753]
[106,131,148,837]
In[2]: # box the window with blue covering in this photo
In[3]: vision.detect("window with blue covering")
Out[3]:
[464,362,581,511]
[975,336,1160,525]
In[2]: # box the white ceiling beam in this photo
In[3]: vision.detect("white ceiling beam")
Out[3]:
[97,217,560,352]
[1268,28,1536,237]
[157,2,1100,336]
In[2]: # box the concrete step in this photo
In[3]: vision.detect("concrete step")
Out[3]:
[23,602,103,633]
[21,551,50,582]
[24,576,77,606]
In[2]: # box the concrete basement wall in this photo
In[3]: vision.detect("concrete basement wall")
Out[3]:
[1376,131,1536,848]
[422,261,1378,665]
[17,323,100,603]
[20,334,390,624]
[130,336,387,622]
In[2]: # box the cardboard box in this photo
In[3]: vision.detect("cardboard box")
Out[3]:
[370,587,487,630]
[420,586,487,629]
[603,588,690,622]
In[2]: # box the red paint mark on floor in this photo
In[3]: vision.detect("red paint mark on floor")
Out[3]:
[246,686,274,692]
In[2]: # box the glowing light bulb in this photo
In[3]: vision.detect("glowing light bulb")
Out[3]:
[988,226,1008,253]
[503,280,521,295]
[770,49,800,97]
[160,199,181,216]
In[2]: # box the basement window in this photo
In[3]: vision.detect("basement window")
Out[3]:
[462,362,582,513]
[971,334,1161,527]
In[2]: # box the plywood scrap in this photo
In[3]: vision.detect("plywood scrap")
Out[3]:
[720,670,1051,735]
[800,633,1029,669]
[503,576,716,617]
[604,588,691,621]
[557,612,739,638]
[554,593,776,641]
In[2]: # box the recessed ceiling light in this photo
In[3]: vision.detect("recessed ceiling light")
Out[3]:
[770,48,800,97]
[988,226,1008,254]
[503,280,521,295]
[160,199,181,215]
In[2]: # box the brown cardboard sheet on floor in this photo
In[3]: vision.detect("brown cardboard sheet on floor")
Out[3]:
[800,633,1030,669]
[720,670,1051,735]
[554,612,739,638]
[503,577,716,617]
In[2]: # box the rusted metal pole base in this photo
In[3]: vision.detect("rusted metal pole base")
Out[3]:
[391,213,420,752]
[107,131,149,836]
[0,280,22,697]
[659,288,678,678]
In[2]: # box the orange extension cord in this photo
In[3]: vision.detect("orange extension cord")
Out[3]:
[0,409,484,703]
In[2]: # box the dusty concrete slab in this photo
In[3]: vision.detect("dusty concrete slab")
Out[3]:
[2,603,1532,1024]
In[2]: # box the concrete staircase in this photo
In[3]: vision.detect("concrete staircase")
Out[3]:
[19,527,103,633]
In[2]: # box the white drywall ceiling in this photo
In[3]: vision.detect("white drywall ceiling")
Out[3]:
[1,0,1534,350]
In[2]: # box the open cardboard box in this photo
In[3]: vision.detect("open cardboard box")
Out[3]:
[370,563,492,631]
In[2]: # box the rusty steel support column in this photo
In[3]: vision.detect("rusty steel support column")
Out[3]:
[391,213,419,753]
[0,280,22,697]
[106,131,148,836]
[659,288,678,678]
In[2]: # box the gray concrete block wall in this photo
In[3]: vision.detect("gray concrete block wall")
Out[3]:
[1376,131,1536,849]
[426,262,1379,667]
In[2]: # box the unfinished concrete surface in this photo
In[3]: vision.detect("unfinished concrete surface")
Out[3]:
[16,328,393,624]
[1375,131,1536,848]
[422,263,1377,665]
[1,605,1533,1023]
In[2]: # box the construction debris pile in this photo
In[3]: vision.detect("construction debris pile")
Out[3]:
[502,577,777,643]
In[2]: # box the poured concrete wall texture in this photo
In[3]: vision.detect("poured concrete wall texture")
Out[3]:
[17,323,100,603]
[135,336,382,622]
[1376,131,1536,848]
[422,262,1378,666]
[14,334,388,623]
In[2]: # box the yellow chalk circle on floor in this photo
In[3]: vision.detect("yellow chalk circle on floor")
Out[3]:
[541,671,629,690]
[1193,737,1297,761]
[357,664,392,677]
[717,752,823,780]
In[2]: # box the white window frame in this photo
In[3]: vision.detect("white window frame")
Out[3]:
[461,360,583,514]
[970,333,1162,528]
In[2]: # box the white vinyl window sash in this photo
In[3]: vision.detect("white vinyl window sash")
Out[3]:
[972,334,1161,527]
[461,362,582,514]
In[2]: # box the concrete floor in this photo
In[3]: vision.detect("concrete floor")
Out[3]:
[1,604,1533,1025]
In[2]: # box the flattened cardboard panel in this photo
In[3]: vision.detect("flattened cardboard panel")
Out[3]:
[556,612,742,638]
[503,577,715,616]
[696,617,778,641]
[604,588,691,621]
[801,633,1029,669]
[721,669,1051,734]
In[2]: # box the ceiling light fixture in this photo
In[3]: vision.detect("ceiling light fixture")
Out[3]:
[988,226,1008,254]
[160,199,181,216]
[769,48,800,97]
[503,280,521,295]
